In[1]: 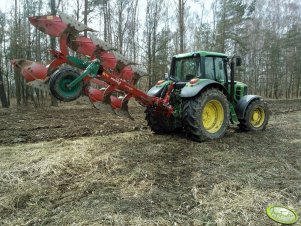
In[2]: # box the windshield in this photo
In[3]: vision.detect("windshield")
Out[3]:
[173,56,201,81]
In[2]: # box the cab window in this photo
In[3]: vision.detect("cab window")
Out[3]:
[204,57,226,82]
[174,57,201,81]
[204,57,214,80]
[215,57,226,82]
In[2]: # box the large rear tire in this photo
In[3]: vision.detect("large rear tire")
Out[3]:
[145,107,175,134]
[238,99,269,131]
[183,88,230,142]
[49,67,83,102]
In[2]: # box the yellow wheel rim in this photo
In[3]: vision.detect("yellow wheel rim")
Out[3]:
[202,100,224,133]
[251,107,265,127]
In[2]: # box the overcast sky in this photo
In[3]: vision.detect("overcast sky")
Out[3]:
[0,0,11,12]
[0,0,214,35]
[0,0,213,18]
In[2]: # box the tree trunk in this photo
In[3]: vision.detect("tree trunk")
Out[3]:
[84,0,88,37]
[146,3,152,89]
[178,0,185,53]
[117,1,124,53]
[0,67,9,108]
[14,0,21,105]
[220,0,226,53]
[50,0,58,107]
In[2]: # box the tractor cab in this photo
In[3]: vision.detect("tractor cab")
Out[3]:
[169,51,228,85]
[169,51,248,103]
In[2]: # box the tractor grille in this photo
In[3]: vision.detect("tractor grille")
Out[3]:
[236,86,247,99]
[236,87,242,99]
[244,87,248,96]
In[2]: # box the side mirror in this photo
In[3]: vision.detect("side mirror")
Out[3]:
[236,57,242,67]
[164,73,169,79]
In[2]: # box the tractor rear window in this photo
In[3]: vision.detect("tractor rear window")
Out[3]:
[174,57,201,81]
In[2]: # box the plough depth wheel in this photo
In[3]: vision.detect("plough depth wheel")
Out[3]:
[49,67,83,102]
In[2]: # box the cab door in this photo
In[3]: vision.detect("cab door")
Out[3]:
[203,56,228,86]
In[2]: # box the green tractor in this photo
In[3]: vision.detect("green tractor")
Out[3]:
[146,51,269,141]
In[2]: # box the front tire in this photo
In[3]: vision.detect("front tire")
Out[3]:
[183,88,230,142]
[238,99,269,131]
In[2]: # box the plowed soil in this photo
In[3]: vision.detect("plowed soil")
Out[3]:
[0,99,300,225]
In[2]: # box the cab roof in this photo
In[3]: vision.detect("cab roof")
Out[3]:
[174,51,228,58]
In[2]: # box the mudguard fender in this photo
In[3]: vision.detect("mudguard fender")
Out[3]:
[147,81,172,97]
[147,85,166,97]
[235,95,261,119]
[180,80,227,98]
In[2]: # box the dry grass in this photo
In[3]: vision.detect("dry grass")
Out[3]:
[0,102,301,225]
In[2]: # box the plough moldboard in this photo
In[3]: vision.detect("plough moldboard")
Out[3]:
[12,12,174,119]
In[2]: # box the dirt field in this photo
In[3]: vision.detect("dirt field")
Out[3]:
[0,99,300,225]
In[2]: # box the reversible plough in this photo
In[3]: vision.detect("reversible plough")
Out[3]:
[12,12,173,120]
[12,13,269,142]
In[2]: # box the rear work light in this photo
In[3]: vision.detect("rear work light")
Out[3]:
[189,78,199,85]
[156,80,165,85]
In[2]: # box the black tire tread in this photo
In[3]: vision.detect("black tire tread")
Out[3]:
[238,99,269,131]
[182,88,230,142]
[145,107,175,134]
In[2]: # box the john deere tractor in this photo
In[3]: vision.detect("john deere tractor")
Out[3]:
[145,51,269,141]
[13,13,269,142]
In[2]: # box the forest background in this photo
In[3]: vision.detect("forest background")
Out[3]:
[0,0,300,108]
